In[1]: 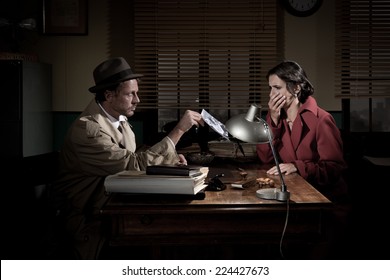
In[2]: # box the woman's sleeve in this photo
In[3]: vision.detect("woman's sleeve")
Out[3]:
[295,114,347,186]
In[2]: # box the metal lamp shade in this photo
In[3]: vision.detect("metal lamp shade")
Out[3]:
[225,104,270,144]
[224,103,289,202]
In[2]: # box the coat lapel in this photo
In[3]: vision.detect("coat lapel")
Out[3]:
[282,119,298,160]
[291,115,303,151]
[84,100,136,152]
[121,120,136,152]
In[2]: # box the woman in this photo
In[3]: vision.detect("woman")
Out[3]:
[257,60,348,202]
[257,61,351,258]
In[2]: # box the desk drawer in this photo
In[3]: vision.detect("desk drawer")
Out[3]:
[106,210,325,246]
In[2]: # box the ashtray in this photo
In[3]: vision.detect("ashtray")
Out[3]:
[186,152,215,166]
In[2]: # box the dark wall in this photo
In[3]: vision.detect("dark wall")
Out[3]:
[1,0,42,52]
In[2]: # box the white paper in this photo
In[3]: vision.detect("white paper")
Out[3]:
[104,171,208,195]
[363,156,390,166]
[201,109,229,140]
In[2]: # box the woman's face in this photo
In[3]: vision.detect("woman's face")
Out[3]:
[268,74,299,108]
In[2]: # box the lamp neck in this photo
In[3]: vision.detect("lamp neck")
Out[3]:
[264,122,287,193]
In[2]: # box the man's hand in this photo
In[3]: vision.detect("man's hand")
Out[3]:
[175,110,204,133]
[168,110,204,145]
[177,154,187,165]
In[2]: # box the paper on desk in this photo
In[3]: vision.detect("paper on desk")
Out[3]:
[201,109,229,140]
[363,156,390,167]
[231,177,257,189]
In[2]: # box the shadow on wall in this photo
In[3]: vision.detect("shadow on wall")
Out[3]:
[342,131,390,259]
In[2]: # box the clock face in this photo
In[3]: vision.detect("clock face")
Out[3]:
[282,0,323,17]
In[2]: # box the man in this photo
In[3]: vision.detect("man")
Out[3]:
[50,57,204,259]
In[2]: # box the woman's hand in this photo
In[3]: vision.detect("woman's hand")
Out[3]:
[268,92,286,125]
[266,163,297,175]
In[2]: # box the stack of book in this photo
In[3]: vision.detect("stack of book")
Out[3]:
[104,165,209,195]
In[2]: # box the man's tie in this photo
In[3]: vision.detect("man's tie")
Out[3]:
[118,121,124,133]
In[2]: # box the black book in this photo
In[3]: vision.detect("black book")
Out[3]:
[118,191,206,201]
[146,164,208,177]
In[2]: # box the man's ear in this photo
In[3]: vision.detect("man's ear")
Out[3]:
[104,90,113,101]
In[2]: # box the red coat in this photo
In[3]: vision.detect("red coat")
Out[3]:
[256,96,348,201]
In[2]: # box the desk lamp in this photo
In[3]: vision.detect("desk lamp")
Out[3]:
[225,104,290,202]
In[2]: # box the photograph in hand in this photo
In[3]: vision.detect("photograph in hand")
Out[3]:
[201,109,229,140]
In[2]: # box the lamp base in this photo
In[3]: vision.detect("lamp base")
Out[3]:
[256,188,290,202]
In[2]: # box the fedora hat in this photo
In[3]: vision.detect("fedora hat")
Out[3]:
[88,57,143,93]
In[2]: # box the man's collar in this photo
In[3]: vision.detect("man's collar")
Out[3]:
[97,102,127,123]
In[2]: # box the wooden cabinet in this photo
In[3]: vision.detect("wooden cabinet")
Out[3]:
[0,60,54,259]
[0,59,53,160]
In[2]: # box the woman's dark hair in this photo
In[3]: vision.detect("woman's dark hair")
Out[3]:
[266,60,314,103]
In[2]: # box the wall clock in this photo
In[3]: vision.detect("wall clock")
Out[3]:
[281,0,323,17]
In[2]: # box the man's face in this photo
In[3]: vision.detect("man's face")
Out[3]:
[108,79,140,118]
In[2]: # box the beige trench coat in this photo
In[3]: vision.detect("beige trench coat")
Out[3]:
[50,99,180,259]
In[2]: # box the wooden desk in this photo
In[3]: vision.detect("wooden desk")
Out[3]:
[100,161,332,259]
